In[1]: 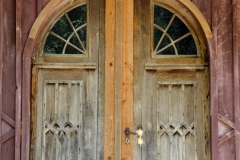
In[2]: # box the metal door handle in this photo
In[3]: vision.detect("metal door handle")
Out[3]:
[124,128,143,145]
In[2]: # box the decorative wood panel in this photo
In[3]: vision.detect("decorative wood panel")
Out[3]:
[157,81,196,160]
[40,80,83,160]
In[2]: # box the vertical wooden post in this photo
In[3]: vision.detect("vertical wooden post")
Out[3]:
[210,0,218,159]
[104,0,116,159]
[233,0,240,159]
[115,0,123,159]
[16,0,22,159]
[121,0,134,159]
[0,0,3,157]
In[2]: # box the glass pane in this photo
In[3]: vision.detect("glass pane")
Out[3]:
[44,34,64,54]
[167,16,190,41]
[176,35,197,55]
[157,46,175,55]
[154,5,173,29]
[65,45,82,54]
[67,4,87,29]
[51,15,73,40]
[154,27,163,49]
[159,36,171,50]
[77,27,87,49]
[69,34,84,51]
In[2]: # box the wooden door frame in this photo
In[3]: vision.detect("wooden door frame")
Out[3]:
[20,1,229,160]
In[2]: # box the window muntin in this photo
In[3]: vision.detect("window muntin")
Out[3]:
[44,4,87,55]
[153,5,198,56]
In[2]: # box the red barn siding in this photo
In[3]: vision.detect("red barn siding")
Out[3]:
[0,0,16,160]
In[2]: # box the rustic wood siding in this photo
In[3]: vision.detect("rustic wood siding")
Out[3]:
[0,0,239,159]
[1,0,16,160]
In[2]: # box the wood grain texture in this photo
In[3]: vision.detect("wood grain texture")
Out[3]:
[134,0,152,159]
[233,0,240,159]
[104,0,116,159]
[22,38,35,160]
[0,0,3,157]
[177,0,212,38]
[15,0,22,159]
[121,0,134,159]
[98,0,105,159]
[115,1,122,160]
[1,0,17,160]
[191,0,211,27]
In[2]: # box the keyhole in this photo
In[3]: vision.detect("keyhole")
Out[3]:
[126,137,130,144]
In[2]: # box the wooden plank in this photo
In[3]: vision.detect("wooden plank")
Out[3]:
[22,38,36,160]
[121,0,134,159]
[0,0,3,158]
[104,0,116,159]
[210,0,218,159]
[97,0,105,159]
[218,130,236,146]
[115,1,122,160]
[33,63,97,69]
[83,0,100,158]
[134,0,151,159]
[145,64,208,70]
[30,68,38,160]
[16,0,22,159]
[233,0,240,159]
[207,38,218,160]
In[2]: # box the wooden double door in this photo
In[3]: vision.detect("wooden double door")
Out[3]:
[31,0,210,159]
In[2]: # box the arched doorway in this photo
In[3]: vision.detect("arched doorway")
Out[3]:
[22,0,213,159]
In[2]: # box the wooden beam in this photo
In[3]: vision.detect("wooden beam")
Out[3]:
[121,0,134,159]
[233,0,240,159]
[210,0,218,158]
[22,38,35,160]
[16,0,22,159]
[145,63,208,70]
[104,0,116,159]
[115,0,122,160]
[32,63,97,69]
[0,0,3,157]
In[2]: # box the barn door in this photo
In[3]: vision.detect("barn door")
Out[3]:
[30,1,104,160]
[130,1,210,159]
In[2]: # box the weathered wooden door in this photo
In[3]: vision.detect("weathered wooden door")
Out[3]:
[121,0,211,159]
[30,1,104,160]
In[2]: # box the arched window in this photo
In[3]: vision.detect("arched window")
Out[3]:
[153,4,199,57]
[44,4,87,55]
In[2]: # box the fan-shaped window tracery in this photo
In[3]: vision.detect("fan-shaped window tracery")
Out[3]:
[44,4,87,55]
[153,5,198,56]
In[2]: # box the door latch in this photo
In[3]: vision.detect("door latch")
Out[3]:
[124,128,143,145]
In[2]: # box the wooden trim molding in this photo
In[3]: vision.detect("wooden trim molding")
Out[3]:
[0,0,3,157]
[29,0,61,39]
[16,0,22,159]
[32,63,97,69]
[177,0,212,38]
[104,0,116,159]
[145,63,209,70]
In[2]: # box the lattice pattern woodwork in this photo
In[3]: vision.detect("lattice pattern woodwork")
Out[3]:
[157,81,196,159]
[39,80,83,160]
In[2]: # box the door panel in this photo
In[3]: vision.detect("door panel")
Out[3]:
[32,69,99,160]
[133,0,210,159]
[31,1,103,159]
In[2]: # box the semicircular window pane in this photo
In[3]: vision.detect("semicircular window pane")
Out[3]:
[44,4,87,55]
[153,4,197,56]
